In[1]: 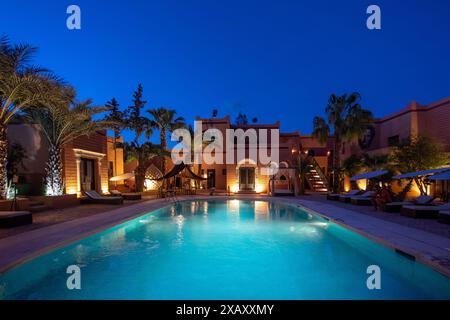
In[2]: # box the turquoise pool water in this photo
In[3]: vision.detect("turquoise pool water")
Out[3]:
[1,199,450,299]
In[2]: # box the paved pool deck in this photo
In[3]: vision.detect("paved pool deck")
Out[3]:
[1,195,450,278]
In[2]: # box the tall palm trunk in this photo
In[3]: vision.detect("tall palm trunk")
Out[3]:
[114,132,118,177]
[333,136,342,193]
[45,144,64,196]
[414,177,427,195]
[135,159,147,192]
[160,128,167,188]
[160,128,166,173]
[0,125,8,199]
[113,130,118,188]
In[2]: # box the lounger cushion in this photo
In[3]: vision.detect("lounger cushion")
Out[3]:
[403,203,450,211]
[0,211,32,228]
[351,191,375,200]
[0,211,30,218]
[438,211,450,225]
[414,195,434,205]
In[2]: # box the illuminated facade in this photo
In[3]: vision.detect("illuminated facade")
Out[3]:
[341,96,450,196]
[7,123,110,197]
[193,116,332,194]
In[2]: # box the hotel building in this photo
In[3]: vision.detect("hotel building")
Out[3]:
[193,116,332,194]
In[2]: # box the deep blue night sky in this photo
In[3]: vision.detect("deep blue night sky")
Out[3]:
[2,0,450,143]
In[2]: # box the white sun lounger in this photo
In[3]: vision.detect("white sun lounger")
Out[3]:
[401,202,450,219]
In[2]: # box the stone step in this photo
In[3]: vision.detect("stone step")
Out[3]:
[29,204,50,213]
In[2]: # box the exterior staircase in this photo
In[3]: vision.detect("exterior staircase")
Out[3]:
[304,158,329,192]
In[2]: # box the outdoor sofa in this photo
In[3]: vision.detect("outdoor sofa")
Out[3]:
[350,191,376,206]
[81,190,124,205]
[401,202,450,219]
[0,211,32,228]
[110,190,142,200]
[338,190,365,203]
[383,195,434,213]
[328,189,360,201]
[438,211,450,225]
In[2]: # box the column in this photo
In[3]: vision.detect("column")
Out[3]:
[97,159,102,193]
[76,158,81,196]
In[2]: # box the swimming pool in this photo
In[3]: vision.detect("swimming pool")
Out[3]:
[1,199,450,299]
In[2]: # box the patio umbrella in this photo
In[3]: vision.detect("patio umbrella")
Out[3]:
[392,167,450,179]
[428,170,450,181]
[109,172,135,182]
[350,170,389,181]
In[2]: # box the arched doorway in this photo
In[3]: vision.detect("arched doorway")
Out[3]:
[237,159,257,191]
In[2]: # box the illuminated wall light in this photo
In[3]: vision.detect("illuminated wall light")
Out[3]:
[255,184,264,193]
[231,184,239,193]
[66,187,77,195]
[144,179,159,191]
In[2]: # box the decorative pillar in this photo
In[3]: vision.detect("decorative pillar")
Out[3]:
[76,158,81,196]
[97,159,102,193]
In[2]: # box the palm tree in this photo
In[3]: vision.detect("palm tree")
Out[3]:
[0,36,58,198]
[147,107,185,176]
[124,84,160,191]
[27,85,110,195]
[313,93,373,192]
[105,98,124,177]
[390,136,449,195]
[361,153,389,171]
[294,154,310,195]
[235,112,248,125]
[123,141,167,192]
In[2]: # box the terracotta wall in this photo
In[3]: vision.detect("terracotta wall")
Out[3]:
[107,136,124,178]
[417,98,450,151]
[342,97,450,161]
[6,124,49,194]
[63,130,109,195]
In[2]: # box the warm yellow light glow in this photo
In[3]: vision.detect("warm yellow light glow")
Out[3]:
[356,179,367,190]
[343,178,351,192]
[66,187,77,195]
[144,179,159,190]
[228,199,240,212]
[409,183,421,198]
[231,184,239,193]
[255,184,264,193]
[255,201,269,216]
[102,185,109,194]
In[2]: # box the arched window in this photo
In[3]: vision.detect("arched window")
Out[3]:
[280,175,287,181]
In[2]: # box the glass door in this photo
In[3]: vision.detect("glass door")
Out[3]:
[80,158,95,191]
[239,167,255,191]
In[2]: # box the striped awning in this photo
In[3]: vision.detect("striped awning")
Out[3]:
[350,170,389,181]
[392,168,450,180]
